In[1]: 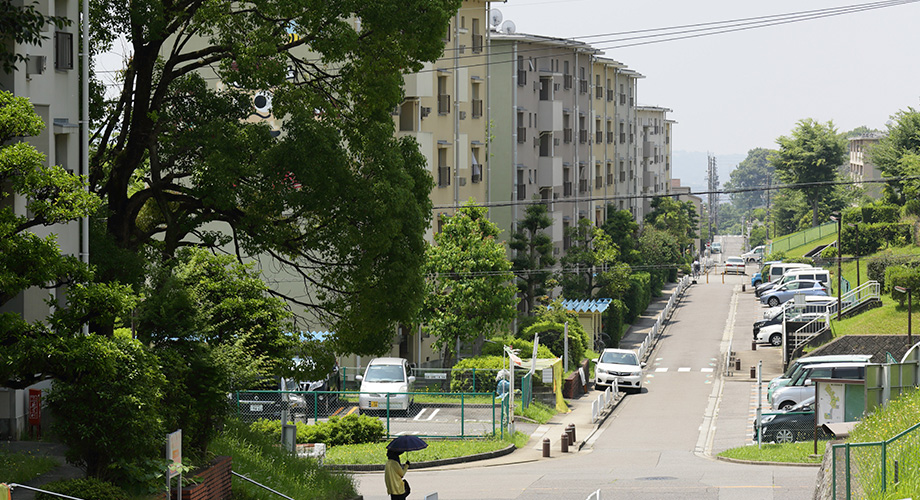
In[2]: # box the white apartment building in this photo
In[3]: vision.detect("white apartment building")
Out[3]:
[849,133,885,199]
[0,0,83,439]
[636,106,673,219]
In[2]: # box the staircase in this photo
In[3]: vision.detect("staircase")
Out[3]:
[787,281,882,359]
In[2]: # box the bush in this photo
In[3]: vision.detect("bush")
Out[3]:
[885,265,920,306]
[481,337,555,359]
[520,320,588,369]
[765,251,787,262]
[250,414,384,446]
[866,252,920,289]
[820,246,837,260]
[602,299,626,348]
[450,356,506,392]
[624,272,651,323]
[35,478,129,500]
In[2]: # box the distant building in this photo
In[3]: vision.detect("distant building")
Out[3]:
[636,106,673,219]
[670,179,702,255]
[849,133,885,199]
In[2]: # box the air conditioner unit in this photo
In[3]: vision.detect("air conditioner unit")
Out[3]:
[459,177,467,186]
[26,55,46,77]
[533,81,539,91]
[459,111,467,120]
[421,107,431,118]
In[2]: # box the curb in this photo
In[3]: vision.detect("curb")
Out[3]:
[714,455,821,467]
[326,444,516,472]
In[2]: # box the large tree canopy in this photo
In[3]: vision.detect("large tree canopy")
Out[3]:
[509,202,555,316]
[89,0,461,355]
[870,107,920,205]
[724,148,776,214]
[771,119,847,227]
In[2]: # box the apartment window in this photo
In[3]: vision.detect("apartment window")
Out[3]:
[579,67,588,94]
[619,83,626,105]
[563,113,572,143]
[579,166,588,193]
[471,82,482,118]
[595,165,603,189]
[471,18,482,53]
[619,161,626,182]
[595,118,603,144]
[437,75,450,114]
[55,31,73,70]
[437,148,450,187]
[606,163,613,185]
[517,112,526,144]
[563,168,573,197]
[539,77,552,101]
[606,120,614,144]
[539,133,551,157]
[471,147,482,183]
[595,74,603,99]
[563,61,572,89]
[399,100,416,132]
[517,170,526,200]
[579,116,587,144]
[517,56,527,86]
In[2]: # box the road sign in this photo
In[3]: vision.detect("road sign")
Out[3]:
[167,430,182,479]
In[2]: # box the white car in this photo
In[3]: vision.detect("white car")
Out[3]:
[356,357,415,414]
[724,256,745,275]
[771,362,867,411]
[594,348,644,393]
[742,245,765,263]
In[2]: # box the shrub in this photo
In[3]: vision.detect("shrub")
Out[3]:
[624,272,651,323]
[520,320,587,369]
[250,414,384,446]
[765,251,787,262]
[450,356,506,392]
[481,337,554,359]
[602,299,626,348]
[885,265,920,306]
[35,478,129,500]
[866,252,920,289]
[820,246,837,260]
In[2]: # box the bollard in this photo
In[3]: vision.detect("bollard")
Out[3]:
[735,358,741,371]
[752,341,757,351]
[567,423,576,445]
[561,433,569,453]
[742,284,746,292]
[750,366,756,378]
[543,438,551,458]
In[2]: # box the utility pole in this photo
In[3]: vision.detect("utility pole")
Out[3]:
[707,154,719,241]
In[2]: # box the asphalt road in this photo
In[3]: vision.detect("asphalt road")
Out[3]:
[355,234,819,499]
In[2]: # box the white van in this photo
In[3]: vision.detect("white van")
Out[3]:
[755,263,814,297]
[767,354,872,402]
[356,357,415,414]
[771,362,868,411]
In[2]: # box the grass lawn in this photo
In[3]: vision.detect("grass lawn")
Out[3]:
[0,449,59,483]
[717,442,824,464]
[325,432,530,465]
[785,232,839,259]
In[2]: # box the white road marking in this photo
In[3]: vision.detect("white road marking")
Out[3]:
[424,408,440,421]
[412,408,428,421]
[701,368,714,373]
[655,367,669,373]
[678,367,691,372]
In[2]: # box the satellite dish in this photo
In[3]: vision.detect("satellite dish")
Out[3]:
[501,20,516,34]
[253,92,272,115]
[490,9,503,27]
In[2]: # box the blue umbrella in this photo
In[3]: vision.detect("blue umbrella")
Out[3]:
[387,435,428,452]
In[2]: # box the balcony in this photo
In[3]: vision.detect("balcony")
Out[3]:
[438,94,450,114]
[537,156,562,188]
[537,100,563,132]
[472,99,483,118]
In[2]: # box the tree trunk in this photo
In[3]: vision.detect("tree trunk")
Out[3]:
[812,197,819,228]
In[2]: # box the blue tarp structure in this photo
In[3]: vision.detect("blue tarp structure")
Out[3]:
[560,298,612,313]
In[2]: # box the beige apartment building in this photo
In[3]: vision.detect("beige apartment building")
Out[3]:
[1,0,83,438]
[636,106,673,219]
[849,133,885,199]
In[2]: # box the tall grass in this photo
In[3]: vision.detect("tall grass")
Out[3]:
[0,449,58,483]
[210,420,356,500]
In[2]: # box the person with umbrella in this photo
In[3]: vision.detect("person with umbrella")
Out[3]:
[385,435,426,499]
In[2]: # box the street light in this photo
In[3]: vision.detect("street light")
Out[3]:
[894,286,913,346]
[830,213,842,321]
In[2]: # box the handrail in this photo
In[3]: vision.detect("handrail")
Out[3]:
[232,472,297,500]
[827,280,881,317]
[5,484,85,499]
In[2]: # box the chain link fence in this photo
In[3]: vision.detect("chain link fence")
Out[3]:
[233,390,498,438]
[831,422,920,499]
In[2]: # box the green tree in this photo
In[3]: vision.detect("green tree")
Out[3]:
[509,203,555,316]
[771,119,847,227]
[644,197,698,254]
[869,107,920,205]
[559,219,619,300]
[601,207,640,264]
[724,148,776,213]
[88,0,461,356]
[422,203,518,370]
[637,226,681,292]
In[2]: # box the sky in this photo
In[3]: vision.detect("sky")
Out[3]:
[498,0,920,175]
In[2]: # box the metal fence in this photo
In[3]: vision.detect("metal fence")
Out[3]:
[831,422,920,500]
[767,221,837,255]
[636,276,690,361]
[233,390,498,439]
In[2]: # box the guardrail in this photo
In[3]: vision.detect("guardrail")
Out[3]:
[832,421,920,500]
[637,276,690,361]
[591,384,616,423]
[233,390,497,439]
[3,484,84,499]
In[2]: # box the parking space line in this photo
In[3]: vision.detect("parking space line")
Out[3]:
[413,408,428,421]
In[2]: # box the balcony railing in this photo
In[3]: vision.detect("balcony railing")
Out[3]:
[579,80,588,94]
[619,133,626,144]
[517,184,526,200]
[607,89,614,101]
[472,99,483,118]
[619,94,626,105]
[579,130,588,144]
[595,86,603,99]
[438,166,451,187]
[563,74,573,89]
[596,176,603,189]
[579,179,588,193]
[438,94,450,114]
[563,128,573,143]
[607,173,614,185]
[517,127,527,143]
[607,131,614,144]
[518,70,527,86]
[596,131,603,144]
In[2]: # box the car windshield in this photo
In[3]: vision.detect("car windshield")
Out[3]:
[600,351,638,365]
[364,364,405,383]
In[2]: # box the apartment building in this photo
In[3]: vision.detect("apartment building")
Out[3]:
[670,178,702,254]
[848,133,885,199]
[0,0,83,438]
[636,106,673,219]
[396,0,490,240]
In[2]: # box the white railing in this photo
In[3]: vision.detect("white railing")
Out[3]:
[585,489,601,500]
[790,280,881,349]
[790,313,831,350]
[591,384,616,422]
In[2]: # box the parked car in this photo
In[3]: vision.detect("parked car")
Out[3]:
[742,245,765,263]
[759,279,827,307]
[711,241,722,254]
[753,312,826,346]
[757,268,831,298]
[771,362,867,411]
[757,397,828,443]
[724,256,746,274]
[762,295,836,319]
[356,357,415,414]
[767,354,872,403]
[754,263,814,296]
[752,261,782,287]
[284,357,341,417]
[594,348,644,393]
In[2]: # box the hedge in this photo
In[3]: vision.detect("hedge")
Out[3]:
[602,299,626,349]
[840,222,913,255]
[250,414,384,446]
[866,252,920,289]
[519,320,588,369]
[885,265,920,306]
[34,478,128,500]
[450,356,506,392]
[481,337,555,359]
[625,272,651,323]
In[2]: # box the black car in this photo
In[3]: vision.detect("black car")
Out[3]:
[756,397,828,443]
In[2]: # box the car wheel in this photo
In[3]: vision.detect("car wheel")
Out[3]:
[778,401,796,411]
[754,280,762,287]
[769,333,783,346]
[775,428,795,444]
[768,297,780,307]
